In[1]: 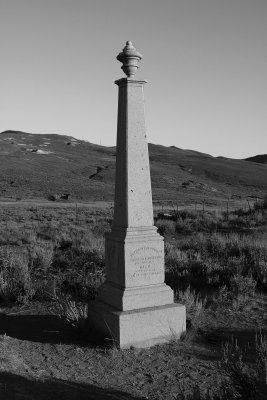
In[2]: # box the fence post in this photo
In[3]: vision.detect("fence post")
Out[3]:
[75,203,78,225]
[202,200,205,216]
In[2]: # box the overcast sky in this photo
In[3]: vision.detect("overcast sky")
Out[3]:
[0,0,266,158]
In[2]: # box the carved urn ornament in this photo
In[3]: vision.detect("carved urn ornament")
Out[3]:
[117,40,143,78]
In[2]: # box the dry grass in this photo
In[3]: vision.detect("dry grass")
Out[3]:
[0,204,109,304]
[49,293,89,329]
[0,201,267,399]
[221,335,267,399]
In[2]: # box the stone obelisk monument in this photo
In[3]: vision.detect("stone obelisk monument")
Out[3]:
[90,41,186,348]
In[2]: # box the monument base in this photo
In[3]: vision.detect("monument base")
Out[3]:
[98,282,174,311]
[88,301,186,348]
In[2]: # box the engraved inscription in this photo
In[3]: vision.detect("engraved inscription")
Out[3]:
[129,246,163,279]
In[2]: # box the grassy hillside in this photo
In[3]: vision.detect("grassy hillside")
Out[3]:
[0,130,266,203]
[244,154,267,164]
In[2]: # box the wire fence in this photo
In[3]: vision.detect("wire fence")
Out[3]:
[152,197,263,218]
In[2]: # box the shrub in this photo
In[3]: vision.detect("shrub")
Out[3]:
[155,218,176,236]
[230,274,256,298]
[50,246,105,301]
[221,337,267,399]
[176,286,206,316]
[221,340,257,399]
[175,286,207,341]
[175,218,194,234]
[256,333,267,387]
[0,247,35,303]
[49,293,88,331]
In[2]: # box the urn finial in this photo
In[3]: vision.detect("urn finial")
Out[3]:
[117,41,143,78]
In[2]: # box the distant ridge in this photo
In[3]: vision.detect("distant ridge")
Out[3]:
[244,154,267,164]
[0,130,266,202]
[1,129,29,135]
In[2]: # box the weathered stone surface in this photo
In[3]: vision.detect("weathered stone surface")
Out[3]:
[89,302,186,348]
[89,42,186,348]
[117,41,143,78]
[99,282,173,312]
[113,79,153,229]
[105,227,164,288]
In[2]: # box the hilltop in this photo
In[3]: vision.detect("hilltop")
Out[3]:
[244,154,267,164]
[0,130,266,204]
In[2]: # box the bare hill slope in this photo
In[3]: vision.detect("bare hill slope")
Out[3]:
[0,130,266,203]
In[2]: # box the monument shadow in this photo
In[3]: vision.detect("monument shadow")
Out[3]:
[0,313,107,347]
[0,372,144,400]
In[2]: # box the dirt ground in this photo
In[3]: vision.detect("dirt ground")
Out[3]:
[0,298,266,400]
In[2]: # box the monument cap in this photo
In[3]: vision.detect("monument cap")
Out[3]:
[117,41,143,78]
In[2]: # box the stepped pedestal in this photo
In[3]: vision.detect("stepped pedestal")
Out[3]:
[89,41,186,348]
